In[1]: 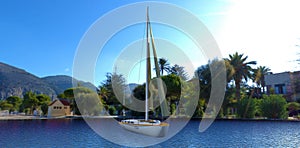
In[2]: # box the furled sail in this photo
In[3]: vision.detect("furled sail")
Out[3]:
[145,8,170,118]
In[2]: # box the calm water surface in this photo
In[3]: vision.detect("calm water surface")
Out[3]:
[0,119,300,147]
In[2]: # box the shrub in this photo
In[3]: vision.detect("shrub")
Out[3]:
[287,102,300,116]
[193,99,205,117]
[170,103,176,115]
[41,103,48,116]
[108,106,117,115]
[236,97,257,118]
[260,95,287,119]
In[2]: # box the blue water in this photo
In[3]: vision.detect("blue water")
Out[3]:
[0,119,300,147]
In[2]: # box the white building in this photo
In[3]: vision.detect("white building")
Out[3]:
[48,99,71,117]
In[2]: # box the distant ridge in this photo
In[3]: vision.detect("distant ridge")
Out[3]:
[42,75,97,94]
[0,62,96,100]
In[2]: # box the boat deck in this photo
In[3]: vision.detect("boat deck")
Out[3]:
[119,121,169,126]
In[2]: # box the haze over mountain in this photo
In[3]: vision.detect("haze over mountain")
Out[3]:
[0,62,96,100]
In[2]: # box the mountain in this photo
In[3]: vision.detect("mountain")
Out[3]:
[0,62,96,100]
[42,75,97,94]
[0,62,56,99]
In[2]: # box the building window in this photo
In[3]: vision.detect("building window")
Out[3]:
[275,84,286,94]
[53,106,63,109]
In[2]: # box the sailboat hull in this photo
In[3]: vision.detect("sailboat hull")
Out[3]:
[119,119,169,137]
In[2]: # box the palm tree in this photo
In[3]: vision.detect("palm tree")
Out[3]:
[98,86,109,102]
[158,58,170,75]
[169,64,189,80]
[225,52,257,100]
[253,66,271,94]
[99,72,126,106]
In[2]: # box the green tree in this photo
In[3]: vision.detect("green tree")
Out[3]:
[36,94,51,105]
[236,97,257,118]
[195,59,235,117]
[99,73,125,106]
[36,94,50,115]
[6,96,22,112]
[158,58,170,75]
[225,52,257,100]
[0,100,13,111]
[132,74,181,116]
[253,66,271,94]
[287,102,300,116]
[63,87,95,115]
[133,84,146,101]
[64,87,93,99]
[22,91,39,114]
[161,74,181,104]
[40,103,49,116]
[169,64,189,80]
[195,63,211,101]
[260,95,287,119]
[193,99,206,117]
[108,106,117,115]
[180,79,200,117]
[57,93,66,99]
[98,86,109,111]
[195,59,225,102]
[110,72,126,105]
[98,86,109,102]
[75,92,103,116]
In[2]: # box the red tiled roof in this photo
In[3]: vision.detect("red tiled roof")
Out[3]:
[60,100,70,106]
[48,99,70,106]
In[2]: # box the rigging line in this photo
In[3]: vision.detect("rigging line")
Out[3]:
[138,16,147,84]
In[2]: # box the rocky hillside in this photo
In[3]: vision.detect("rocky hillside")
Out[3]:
[0,62,96,99]
[42,75,97,94]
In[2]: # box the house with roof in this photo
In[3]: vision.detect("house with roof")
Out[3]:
[265,71,300,101]
[47,99,71,117]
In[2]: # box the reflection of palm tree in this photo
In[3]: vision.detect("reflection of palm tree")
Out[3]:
[158,58,170,75]
[253,66,270,94]
[225,52,256,100]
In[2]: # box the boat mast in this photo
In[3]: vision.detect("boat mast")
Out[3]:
[145,7,150,121]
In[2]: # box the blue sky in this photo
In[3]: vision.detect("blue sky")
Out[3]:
[1,0,300,85]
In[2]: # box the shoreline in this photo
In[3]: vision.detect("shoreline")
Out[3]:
[0,115,121,121]
[1,115,300,122]
[0,115,48,120]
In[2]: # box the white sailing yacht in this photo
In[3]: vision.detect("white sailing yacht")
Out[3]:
[119,8,169,137]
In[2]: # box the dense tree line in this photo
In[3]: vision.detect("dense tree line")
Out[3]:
[97,52,300,120]
[0,92,50,115]
[0,87,101,116]
[194,52,299,119]
[1,52,299,119]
